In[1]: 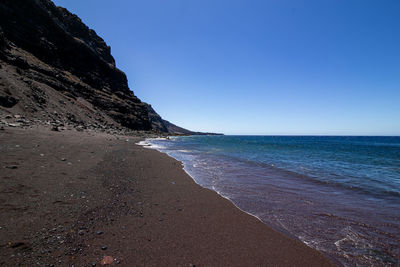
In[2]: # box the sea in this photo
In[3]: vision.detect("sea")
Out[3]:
[139,135,400,267]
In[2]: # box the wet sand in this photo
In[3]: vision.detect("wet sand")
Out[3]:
[0,126,336,266]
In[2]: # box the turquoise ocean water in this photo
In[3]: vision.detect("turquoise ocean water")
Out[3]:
[141,136,400,266]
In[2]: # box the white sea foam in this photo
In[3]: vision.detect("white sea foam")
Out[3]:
[136,140,150,146]
[178,149,192,153]
[136,139,165,150]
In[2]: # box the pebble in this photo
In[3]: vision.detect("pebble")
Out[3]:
[76,126,84,132]
[5,165,18,169]
[100,256,114,265]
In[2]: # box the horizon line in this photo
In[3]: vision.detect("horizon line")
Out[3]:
[204,133,400,137]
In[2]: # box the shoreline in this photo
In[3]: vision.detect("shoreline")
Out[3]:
[0,126,335,266]
[143,136,400,267]
[140,138,343,264]
[139,139,274,225]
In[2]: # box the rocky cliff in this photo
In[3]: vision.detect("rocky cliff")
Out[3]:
[0,0,193,134]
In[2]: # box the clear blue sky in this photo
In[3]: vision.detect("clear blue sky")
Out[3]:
[53,0,400,135]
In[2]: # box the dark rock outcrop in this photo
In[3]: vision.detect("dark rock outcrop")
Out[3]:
[0,0,193,134]
[145,104,196,135]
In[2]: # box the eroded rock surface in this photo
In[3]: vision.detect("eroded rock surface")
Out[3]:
[0,0,191,133]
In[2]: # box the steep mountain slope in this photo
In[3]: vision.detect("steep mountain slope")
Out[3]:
[0,0,193,134]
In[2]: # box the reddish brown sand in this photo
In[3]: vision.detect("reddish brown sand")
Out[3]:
[0,126,336,266]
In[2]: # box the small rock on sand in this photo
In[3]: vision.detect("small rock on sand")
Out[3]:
[101,256,114,266]
[5,165,18,169]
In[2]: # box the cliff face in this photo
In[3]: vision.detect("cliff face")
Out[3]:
[145,103,196,135]
[0,0,190,133]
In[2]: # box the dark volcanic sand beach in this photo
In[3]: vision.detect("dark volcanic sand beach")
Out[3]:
[0,126,335,266]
